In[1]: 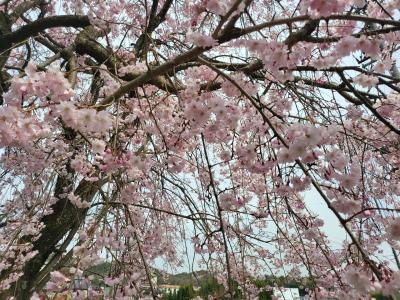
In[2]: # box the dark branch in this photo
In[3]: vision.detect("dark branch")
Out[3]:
[0,15,90,53]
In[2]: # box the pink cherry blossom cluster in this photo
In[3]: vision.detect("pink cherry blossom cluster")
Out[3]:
[56,102,113,134]
[118,61,147,76]
[243,40,292,75]
[353,74,380,88]
[204,0,245,16]
[277,125,336,163]
[46,271,70,292]
[184,66,217,88]
[335,36,380,59]
[3,63,74,105]
[376,93,400,127]
[67,193,90,209]
[0,106,49,148]
[301,0,346,17]
[1,0,400,299]
[219,193,248,211]
[186,32,218,48]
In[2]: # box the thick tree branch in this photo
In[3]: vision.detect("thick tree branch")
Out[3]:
[0,15,90,53]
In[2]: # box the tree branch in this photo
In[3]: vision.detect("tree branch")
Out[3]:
[0,15,90,53]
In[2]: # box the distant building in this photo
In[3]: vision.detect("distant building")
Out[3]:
[158,284,181,293]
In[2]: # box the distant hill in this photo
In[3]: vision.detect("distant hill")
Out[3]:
[154,269,209,286]
[83,262,310,293]
[83,262,210,286]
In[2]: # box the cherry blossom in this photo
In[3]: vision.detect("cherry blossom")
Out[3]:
[387,219,400,241]
[354,74,379,88]
[187,32,218,48]
[0,1,399,299]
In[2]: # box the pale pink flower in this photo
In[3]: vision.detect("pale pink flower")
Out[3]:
[91,139,106,153]
[95,111,113,133]
[374,60,392,73]
[335,36,358,57]
[344,267,371,293]
[289,140,308,158]
[332,198,360,214]
[354,74,379,88]
[187,32,218,48]
[206,0,228,15]
[67,193,90,208]
[338,173,358,189]
[47,270,70,292]
[30,292,41,300]
[305,0,346,17]
[387,219,400,241]
[304,228,318,240]
[304,126,323,146]
[277,148,295,163]
[357,37,380,57]
[326,149,349,170]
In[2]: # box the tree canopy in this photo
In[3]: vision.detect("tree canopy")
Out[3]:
[0,0,400,299]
